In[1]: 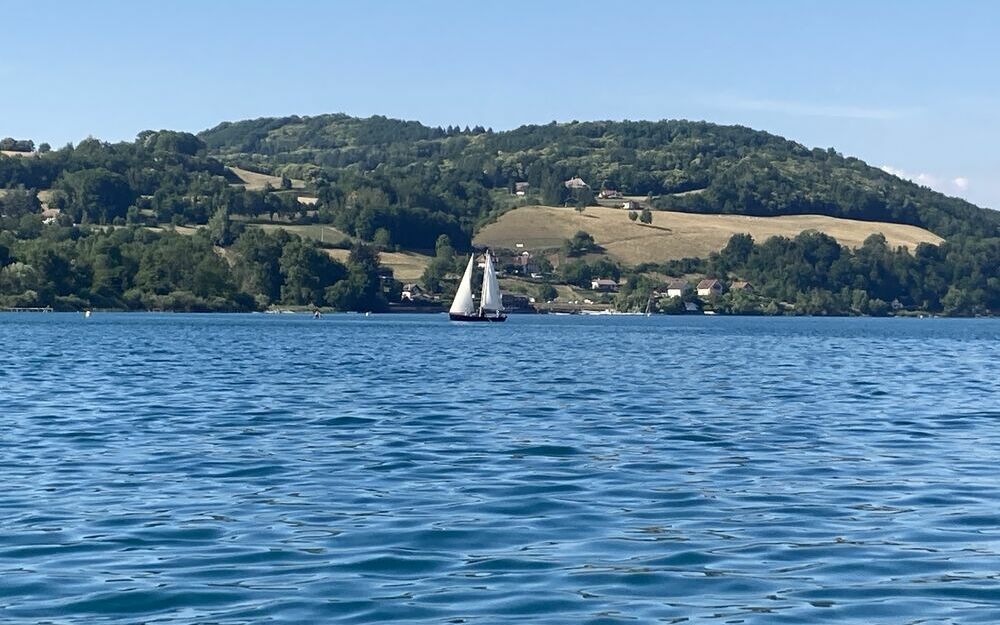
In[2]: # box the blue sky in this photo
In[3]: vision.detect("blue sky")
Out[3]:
[2,0,998,208]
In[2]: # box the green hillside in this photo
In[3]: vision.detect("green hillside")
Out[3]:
[199,115,1000,241]
[0,117,997,315]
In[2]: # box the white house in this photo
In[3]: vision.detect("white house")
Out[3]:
[401,283,424,301]
[696,279,724,297]
[590,278,619,292]
[663,279,690,298]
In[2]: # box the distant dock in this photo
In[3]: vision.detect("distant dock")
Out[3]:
[1,307,53,313]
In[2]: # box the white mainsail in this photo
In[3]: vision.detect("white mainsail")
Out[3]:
[449,254,476,315]
[479,251,504,313]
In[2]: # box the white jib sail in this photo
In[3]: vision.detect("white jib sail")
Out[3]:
[449,255,476,315]
[480,251,504,313]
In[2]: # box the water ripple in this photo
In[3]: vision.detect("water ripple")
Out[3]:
[1,313,998,623]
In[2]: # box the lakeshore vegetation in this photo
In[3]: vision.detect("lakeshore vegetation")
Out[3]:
[0,115,996,315]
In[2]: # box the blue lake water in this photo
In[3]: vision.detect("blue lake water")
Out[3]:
[1,313,999,624]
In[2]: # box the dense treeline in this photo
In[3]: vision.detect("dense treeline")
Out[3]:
[0,138,38,152]
[0,221,392,312]
[200,115,1000,241]
[2,115,998,315]
[4,115,998,253]
[624,231,999,316]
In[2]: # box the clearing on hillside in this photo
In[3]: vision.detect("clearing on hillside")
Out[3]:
[474,205,944,265]
[256,223,350,243]
[324,249,432,282]
[228,166,305,191]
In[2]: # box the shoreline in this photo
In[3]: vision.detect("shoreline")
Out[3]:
[1,308,994,319]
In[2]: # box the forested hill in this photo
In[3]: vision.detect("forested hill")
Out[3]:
[199,115,999,241]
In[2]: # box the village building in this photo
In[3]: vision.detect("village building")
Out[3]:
[400,283,425,301]
[516,251,539,275]
[660,278,690,298]
[40,208,61,225]
[514,182,530,196]
[598,189,622,199]
[564,177,589,190]
[697,279,724,297]
[621,200,641,210]
[730,280,754,292]
[495,250,540,276]
[590,278,619,292]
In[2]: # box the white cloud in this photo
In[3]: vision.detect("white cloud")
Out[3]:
[880,165,972,196]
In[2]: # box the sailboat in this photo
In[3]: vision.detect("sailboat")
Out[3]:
[449,251,507,322]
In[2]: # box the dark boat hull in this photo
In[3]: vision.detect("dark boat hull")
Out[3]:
[449,312,507,322]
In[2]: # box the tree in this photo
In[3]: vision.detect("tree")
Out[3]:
[562,230,599,257]
[941,287,973,316]
[207,206,235,246]
[559,259,593,287]
[278,239,347,305]
[141,130,205,156]
[537,284,558,302]
[628,210,638,222]
[0,186,41,218]
[325,243,387,311]
[639,208,653,224]
[658,296,685,314]
[372,227,392,250]
[421,234,457,292]
[434,234,454,258]
[191,255,234,298]
[58,168,135,224]
[231,228,286,304]
[0,138,33,152]
[721,233,754,264]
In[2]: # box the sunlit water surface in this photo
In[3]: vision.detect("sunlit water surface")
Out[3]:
[1,313,998,623]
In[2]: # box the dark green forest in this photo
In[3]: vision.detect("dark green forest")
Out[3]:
[0,222,391,312]
[0,115,997,315]
[609,231,998,316]
[198,115,1000,241]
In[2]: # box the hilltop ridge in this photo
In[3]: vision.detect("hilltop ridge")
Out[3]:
[199,114,1000,241]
